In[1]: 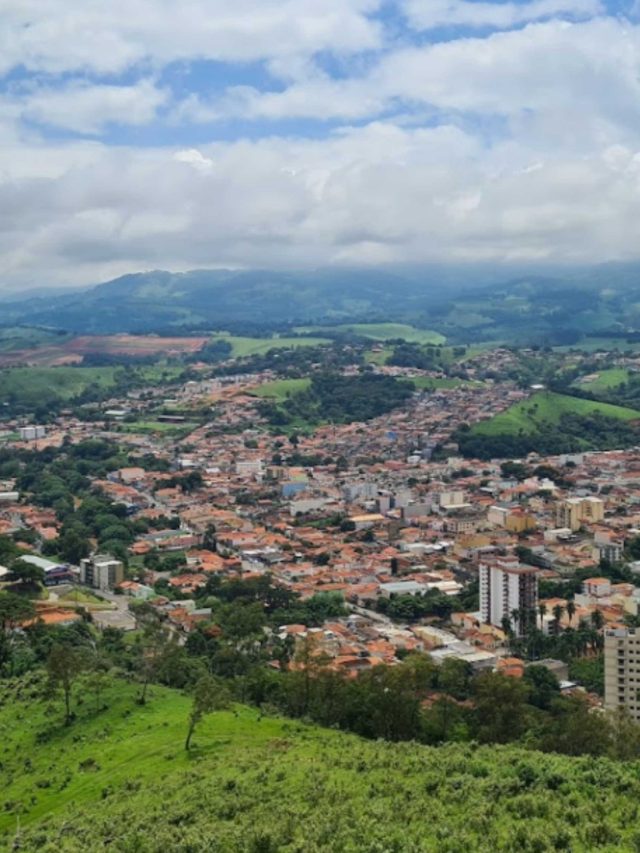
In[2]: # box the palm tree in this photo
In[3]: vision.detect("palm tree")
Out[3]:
[552,604,565,636]
[566,600,576,626]
[591,609,604,632]
[538,603,547,632]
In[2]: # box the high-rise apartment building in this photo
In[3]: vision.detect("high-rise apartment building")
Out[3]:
[604,627,640,720]
[479,557,538,636]
[555,496,604,532]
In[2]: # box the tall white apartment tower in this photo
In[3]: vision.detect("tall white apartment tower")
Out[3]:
[479,557,538,636]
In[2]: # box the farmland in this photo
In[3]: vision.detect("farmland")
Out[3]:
[0,331,209,367]
[3,676,640,852]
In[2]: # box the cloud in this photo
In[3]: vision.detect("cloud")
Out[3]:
[0,0,382,75]
[3,120,640,289]
[2,2,640,289]
[12,79,168,134]
[403,0,603,31]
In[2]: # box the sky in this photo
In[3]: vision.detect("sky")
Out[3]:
[2,0,640,290]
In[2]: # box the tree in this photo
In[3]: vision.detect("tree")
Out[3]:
[566,600,576,626]
[8,559,44,587]
[472,672,532,744]
[185,674,231,750]
[538,603,547,632]
[552,604,565,635]
[46,643,90,724]
[0,592,35,631]
[591,609,605,631]
[523,665,560,710]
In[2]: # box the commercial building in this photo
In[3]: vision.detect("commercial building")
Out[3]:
[604,627,640,721]
[479,557,538,636]
[80,554,124,591]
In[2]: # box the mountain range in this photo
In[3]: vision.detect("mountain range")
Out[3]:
[3,263,640,341]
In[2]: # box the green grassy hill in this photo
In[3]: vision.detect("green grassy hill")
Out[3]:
[3,676,640,852]
[0,366,119,407]
[473,391,640,436]
[296,322,445,345]
[574,368,631,391]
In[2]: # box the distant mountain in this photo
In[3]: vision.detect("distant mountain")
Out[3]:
[0,266,494,333]
[3,262,640,339]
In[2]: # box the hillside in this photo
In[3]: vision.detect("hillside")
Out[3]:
[472,391,640,436]
[2,676,639,852]
[5,262,640,340]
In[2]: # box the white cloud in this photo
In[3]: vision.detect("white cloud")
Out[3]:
[404,0,603,31]
[4,119,640,289]
[13,79,168,134]
[0,0,382,75]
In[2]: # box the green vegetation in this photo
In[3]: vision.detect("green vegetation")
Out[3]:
[0,366,119,405]
[258,372,414,430]
[409,376,479,390]
[473,391,640,437]
[297,322,445,344]
[574,368,631,390]
[4,674,640,851]
[0,326,72,352]
[210,334,331,358]
[456,391,640,459]
[119,419,200,436]
[250,378,312,401]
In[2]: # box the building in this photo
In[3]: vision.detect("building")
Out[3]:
[80,554,124,591]
[555,496,604,532]
[604,627,640,721]
[479,557,538,636]
[18,425,46,441]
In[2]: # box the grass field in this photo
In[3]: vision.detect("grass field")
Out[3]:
[210,334,331,357]
[4,675,640,851]
[473,391,640,436]
[0,366,119,403]
[574,368,631,391]
[0,327,72,353]
[119,420,199,436]
[250,378,311,401]
[295,322,445,345]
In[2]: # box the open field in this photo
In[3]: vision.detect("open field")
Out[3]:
[66,335,208,357]
[250,378,312,400]
[0,366,119,402]
[210,333,331,357]
[296,322,445,344]
[4,676,640,851]
[472,391,640,436]
[119,419,200,436]
[574,368,631,391]
[0,333,209,367]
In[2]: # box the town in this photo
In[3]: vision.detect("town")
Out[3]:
[3,336,640,726]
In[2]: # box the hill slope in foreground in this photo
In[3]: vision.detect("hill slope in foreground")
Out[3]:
[2,678,640,852]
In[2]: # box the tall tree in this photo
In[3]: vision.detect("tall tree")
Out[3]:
[185,674,231,750]
[46,644,90,725]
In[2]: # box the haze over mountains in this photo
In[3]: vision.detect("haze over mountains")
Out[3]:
[4,263,640,343]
